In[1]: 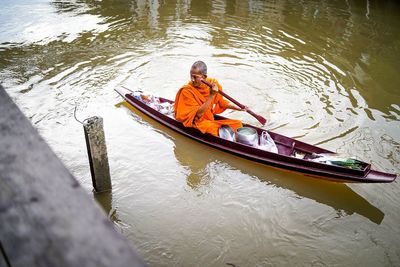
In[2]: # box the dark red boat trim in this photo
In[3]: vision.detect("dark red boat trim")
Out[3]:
[116,88,397,183]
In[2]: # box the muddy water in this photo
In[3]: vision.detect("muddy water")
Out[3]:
[1,0,399,266]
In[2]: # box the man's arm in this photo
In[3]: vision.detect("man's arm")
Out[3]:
[227,104,241,111]
[195,83,219,120]
[226,104,248,111]
[213,80,247,112]
[195,95,214,119]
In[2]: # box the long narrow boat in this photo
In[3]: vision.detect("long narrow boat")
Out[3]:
[115,87,397,183]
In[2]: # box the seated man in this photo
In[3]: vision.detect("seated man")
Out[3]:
[174,61,244,136]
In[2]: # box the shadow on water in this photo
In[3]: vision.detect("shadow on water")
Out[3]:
[93,191,113,214]
[119,101,385,225]
[93,191,120,224]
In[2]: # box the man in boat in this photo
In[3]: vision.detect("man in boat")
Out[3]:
[174,61,245,136]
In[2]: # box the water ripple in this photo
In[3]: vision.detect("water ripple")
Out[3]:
[1,1,399,266]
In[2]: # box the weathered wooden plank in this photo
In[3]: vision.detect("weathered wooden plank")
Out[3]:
[0,85,146,267]
[83,116,112,192]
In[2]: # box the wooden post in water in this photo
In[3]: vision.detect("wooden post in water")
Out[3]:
[83,116,112,192]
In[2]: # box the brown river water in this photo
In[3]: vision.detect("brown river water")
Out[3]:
[1,0,399,266]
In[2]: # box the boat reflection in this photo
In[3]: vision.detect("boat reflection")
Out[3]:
[120,102,385,225]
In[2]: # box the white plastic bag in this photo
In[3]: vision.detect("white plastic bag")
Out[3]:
[159,102,174,115]
[258,131,278,153]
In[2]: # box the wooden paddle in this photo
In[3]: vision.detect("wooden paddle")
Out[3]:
[201,79,267,125]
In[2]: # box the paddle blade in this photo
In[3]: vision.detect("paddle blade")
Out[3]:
[248,110,267,125]
[257,116,267,125]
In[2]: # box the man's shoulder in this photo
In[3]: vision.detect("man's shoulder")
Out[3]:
[177,84,195,97]
[180,84,192,92]
[181,83,191,89]
[206,77,218,83]
[206,77,222,90]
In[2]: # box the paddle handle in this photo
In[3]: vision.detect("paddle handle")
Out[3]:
[201,79,267,125]
[219,90,267,125]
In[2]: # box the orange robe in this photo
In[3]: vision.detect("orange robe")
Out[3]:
[174,77,242,136]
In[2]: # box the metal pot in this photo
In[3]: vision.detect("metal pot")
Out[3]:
[236,127,258,146]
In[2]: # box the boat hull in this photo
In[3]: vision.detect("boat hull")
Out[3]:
[115,88,397,183]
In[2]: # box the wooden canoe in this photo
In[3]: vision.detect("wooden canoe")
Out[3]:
[115,87,397,183]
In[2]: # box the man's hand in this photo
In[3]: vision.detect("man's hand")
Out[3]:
[227,104,248,111]
[209,83,219,96]
[240,105,249,112]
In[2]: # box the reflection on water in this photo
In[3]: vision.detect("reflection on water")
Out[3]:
[93,191,113,216]
[115,102,392,266]
[1,0,400,266]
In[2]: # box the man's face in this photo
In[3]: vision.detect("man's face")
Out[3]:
[190,67,205,87]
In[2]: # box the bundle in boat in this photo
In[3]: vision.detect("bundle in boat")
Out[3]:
[310,153,366,170]
[132,91,174,116]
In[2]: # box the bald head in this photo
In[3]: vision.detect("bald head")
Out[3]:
[191,61,207,76]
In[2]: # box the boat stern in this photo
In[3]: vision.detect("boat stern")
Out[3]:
[365,170,397,183]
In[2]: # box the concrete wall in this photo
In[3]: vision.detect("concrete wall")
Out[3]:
[0,85,146,267]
